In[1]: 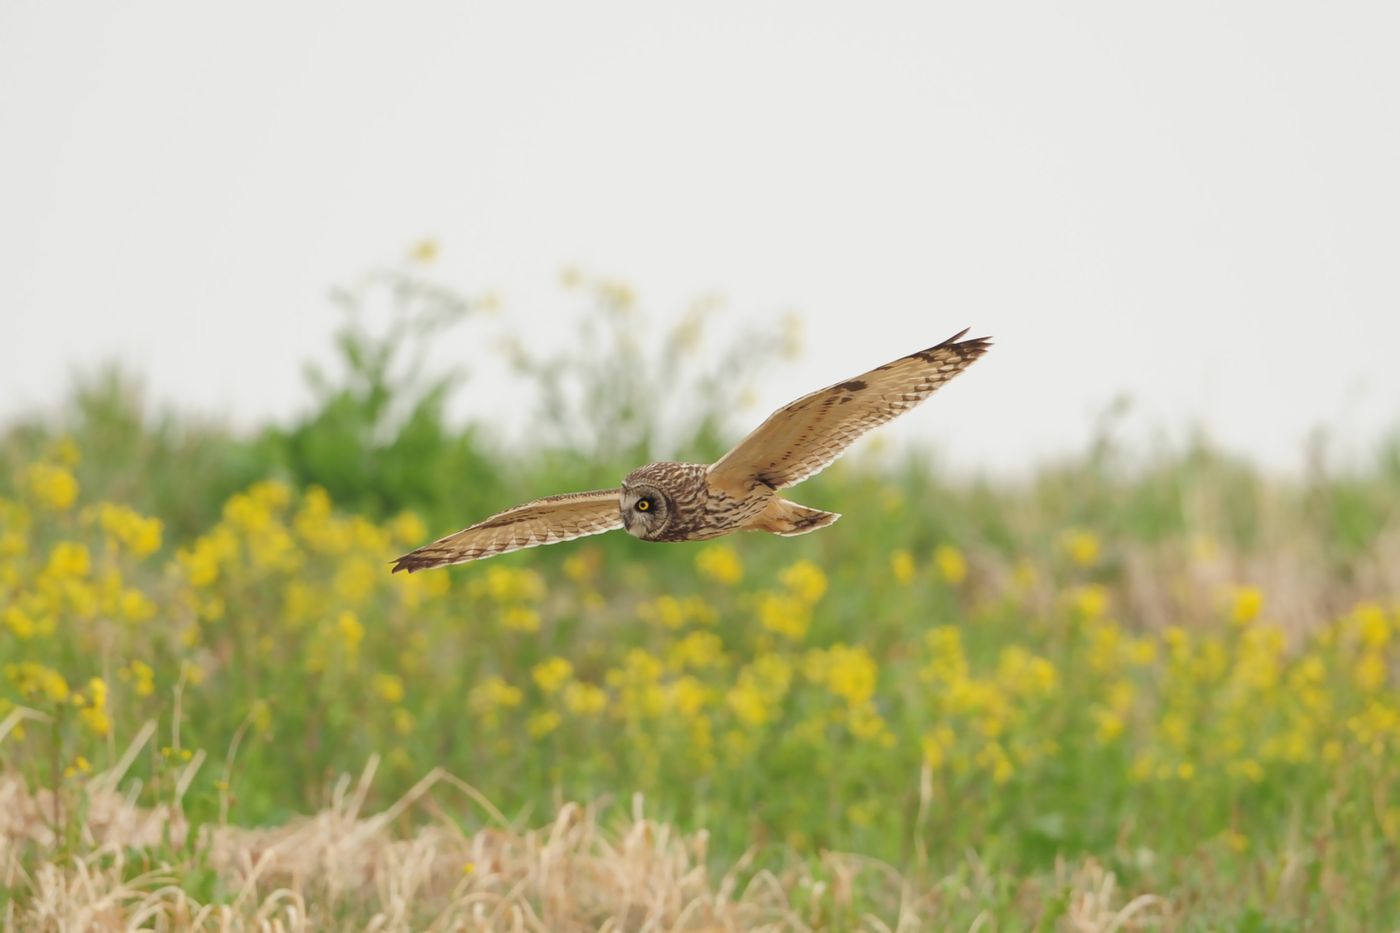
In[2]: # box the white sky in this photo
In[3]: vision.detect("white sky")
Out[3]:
[2,2,1397,473]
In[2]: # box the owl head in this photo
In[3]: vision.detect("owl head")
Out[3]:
[620,483,670,539]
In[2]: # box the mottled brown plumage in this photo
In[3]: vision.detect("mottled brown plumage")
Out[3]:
[391,330,990,572]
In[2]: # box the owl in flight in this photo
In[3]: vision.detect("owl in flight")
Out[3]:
[391,329,990,572]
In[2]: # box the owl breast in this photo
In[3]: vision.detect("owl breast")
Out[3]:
[623,461,774,542]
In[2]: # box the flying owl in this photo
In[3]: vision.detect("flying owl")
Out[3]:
[390,329,990,572]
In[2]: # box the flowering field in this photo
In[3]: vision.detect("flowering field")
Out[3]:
[4,433,1400,929]
[2,276,1400,928]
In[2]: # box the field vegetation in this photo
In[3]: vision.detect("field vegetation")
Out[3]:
[2,257,1399,929]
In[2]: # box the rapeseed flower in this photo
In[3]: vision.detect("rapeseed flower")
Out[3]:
[25,463,78,511]
[934,545,967,585]
[890,549,916,584]
[668,631,724,671]
[120,660,156,697]
[527,710,561,738]
[563,682,608,716]
[1230,586,1264,625]
[531,658,573,694]
[1352,602,1390,648]
[7,661,70,703]
[780,560,827,604]
[97,503,163,558]
[372,673,406,704]
[501,606,542,633]
[756,593,811,641]
[76,677,110,736]
[695,544,743,585]
[1060,528,1100,568]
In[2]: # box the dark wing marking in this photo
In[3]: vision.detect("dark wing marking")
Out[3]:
[390,489,623,572]
[707,330,990,493]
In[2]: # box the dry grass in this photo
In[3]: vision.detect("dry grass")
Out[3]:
[1,756,1170,932]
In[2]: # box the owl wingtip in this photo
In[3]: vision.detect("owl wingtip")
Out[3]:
[935,329,993,356]
[389,556,421,574]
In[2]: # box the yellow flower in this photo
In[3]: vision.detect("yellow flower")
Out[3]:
[695,545,743,585]
[1127,637,1157,666]
[78,677,109,736]
[976,741,1014,784]
[726,681,771,727]
[1230,586,1264,625]
[181,660,206,686]
[756,593,811,641]
[1070,584,1109,621]
[807,644,878,706]
[726,655,792,727]
[527,710,561,738]
[1354,651,1386,693]
[26,463,79,511]
[49,436,81,466]
[389,511,427,546]
[1060,528,1100,568]
[372,673,406,704]
[393,708,415,736]
[1353,603,1391,648]
[337,611,364,652]
[668,631,725,671]
[776,562,824,608]
[563,681,608,716]
[665,676,709,718]
[1093,707,1124,743]
[45,541,91,579]
[921,626,968,683]
[934,545,967,586]
[531,657,573,695]
[469,676,524,716]
[97,503,163,558]
[501,606,541,633]
[997,646,1058,697]
[120,589,156,623]
[890,549,916,584]
[122,660,156,698]
[473,566,546,604]
[563,549,601,584]
[1233,758,1264,782]
[7,662,70,703]
[638,595,687,629]
[333,556,378,603]
[3,607,35,640]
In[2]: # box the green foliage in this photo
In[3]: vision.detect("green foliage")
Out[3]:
[263,265,505,523]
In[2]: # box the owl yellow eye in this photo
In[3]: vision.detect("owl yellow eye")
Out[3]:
[636,498,652,512]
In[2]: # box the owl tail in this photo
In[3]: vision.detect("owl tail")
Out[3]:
[748,498,841,537]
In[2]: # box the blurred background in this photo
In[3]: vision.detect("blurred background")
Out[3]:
[3,1,1398,471]
[4,3,1400,927]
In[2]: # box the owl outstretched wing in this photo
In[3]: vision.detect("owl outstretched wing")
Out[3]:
[707,329,991,494]
[390,489,623,572]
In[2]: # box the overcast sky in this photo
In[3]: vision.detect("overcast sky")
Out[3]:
[2,2,1397,473]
